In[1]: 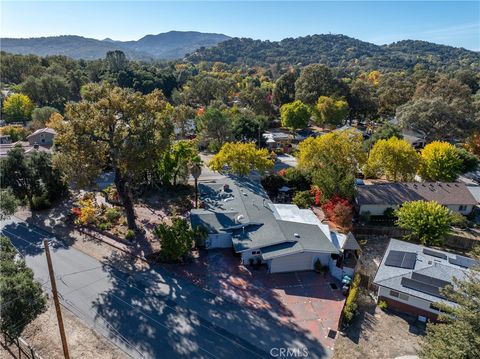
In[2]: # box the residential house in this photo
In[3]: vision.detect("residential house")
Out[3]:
[0,128,56,158]
[190,176,359,277]
[27,127,56,146]
[374,238,477,320]
[356,182,477,216]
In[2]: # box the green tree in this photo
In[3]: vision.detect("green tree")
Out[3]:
[364,122,403,150]
[154,218,194,262]
[196,108,232,152]
[280,100,310,130]
[31,106,59,129]
[419,141,463,182]
[364,137,419,181]
[0,147,66,210]
[20,75,70,110]
[419,247,480,359]
[273,70,297,106]
[377,72,414,116]
[209,142,274,176]
[395,200,452,245]
[55,83,173,230]
[3,94,34,122]
[456,147,479,174]
[239,86,273,117]
[347,79,378,121]
[157,140,200,186]
[297,130,366,199]
[314,96,349,126]
[295,64,340,105]
[0,236,47,339]
[231,110,267,143]
[0,188,19,220]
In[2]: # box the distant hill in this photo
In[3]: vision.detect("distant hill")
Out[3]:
[185,34,480,71]
[0,31,231,60]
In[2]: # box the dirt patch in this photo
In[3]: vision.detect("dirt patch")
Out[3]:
[9,299,126,359]
[333,290,425,359]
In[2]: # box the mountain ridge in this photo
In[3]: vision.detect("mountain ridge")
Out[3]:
[0,31,231,60]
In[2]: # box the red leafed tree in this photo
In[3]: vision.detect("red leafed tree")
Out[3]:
[310,186,323,206]
[322,196,353,229]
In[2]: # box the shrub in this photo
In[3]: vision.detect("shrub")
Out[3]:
[292,190,313,208]
[98,222,112,231]
[105,208,122,223]
[342,273,361,323]
[383,207,396,218]
[261,174,286,197]
[31,192,51,210]
[378,300,388,310]
[310,186,323,206]
[75,199,97,225]
[450,212,468,229]
[323,196,353,228]
[125,229,135,241]
[154,218,194,262]
[284,168,310,191]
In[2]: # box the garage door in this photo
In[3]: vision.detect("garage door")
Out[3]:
[269,252,314,273]
[206,233,232,249]
[268,252,330,273]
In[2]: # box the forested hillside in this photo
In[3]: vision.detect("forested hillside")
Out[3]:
[186,35,480,71]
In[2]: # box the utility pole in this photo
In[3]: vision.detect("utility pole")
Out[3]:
[44,240,70,359]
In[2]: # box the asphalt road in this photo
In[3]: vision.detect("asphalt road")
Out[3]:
[1,217,330,359]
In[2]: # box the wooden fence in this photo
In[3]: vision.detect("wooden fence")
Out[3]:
[352,225,480,251]
[0,332,43,359]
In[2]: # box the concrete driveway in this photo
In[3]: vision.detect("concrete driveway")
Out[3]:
[166,250,346,353]
[1,217,333,358]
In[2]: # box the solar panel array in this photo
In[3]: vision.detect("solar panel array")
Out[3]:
[422,248,447,260]
[411,272,451,288]
[385,250,417,269]
[401,277,448,299]
[448,255,478,268]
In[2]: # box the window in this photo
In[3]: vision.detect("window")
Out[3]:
[252,250,260,255]
[389,290,399,298]
[459,205,467,211]
[389,290,409,301]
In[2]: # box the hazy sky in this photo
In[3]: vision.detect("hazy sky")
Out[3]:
[1,1,479,50]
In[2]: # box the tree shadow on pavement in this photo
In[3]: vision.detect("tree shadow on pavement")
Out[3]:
[93,251,331,358]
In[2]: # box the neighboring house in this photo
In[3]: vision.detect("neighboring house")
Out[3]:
[356,182,477,216]
[388,118,426,149]
[466,186,480,205]
[374,238,477,320]
[190,176,359,277]
[27,127,56,146]
[0,128,56,158]
[263,131,292,151]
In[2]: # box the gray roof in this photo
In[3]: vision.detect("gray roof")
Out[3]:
[373,239,477,305]
[467,186,480,204]
[190,176,338,257]
[356,182,477,206]
[27,127,57,138]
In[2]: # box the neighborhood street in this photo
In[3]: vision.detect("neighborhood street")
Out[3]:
[1,217,330,359]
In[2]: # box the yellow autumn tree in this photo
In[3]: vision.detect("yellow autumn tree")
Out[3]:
[419,141,463,181]
[364,137,419,181]
[208,142,274,176]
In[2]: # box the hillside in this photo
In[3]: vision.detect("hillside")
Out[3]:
[185,34,480,71]
[0,31,230,60]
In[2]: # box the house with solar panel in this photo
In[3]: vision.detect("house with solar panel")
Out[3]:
[373,238,478,320]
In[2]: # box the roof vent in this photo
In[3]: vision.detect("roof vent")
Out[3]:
[236,214,245,222]
[294,233,300,238]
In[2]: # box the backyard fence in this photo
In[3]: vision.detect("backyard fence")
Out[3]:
[353,225,480,251]
[0,332,43,359]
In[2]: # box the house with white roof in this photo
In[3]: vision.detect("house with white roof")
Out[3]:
[374,238,478,320]
[190,176,359,277]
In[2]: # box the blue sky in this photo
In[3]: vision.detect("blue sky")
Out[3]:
[1,1,479,50]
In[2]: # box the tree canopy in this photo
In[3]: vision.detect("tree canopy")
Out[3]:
[297,130,366,200]
[419,141,463,182]
[395,200,452,245]
[0,236,47,339]
[364,137,419,181]
[280,100,310,130]
[3,94,34,122]
[209,142,274,176]
[55,83,173,230]
[314,96,349,126]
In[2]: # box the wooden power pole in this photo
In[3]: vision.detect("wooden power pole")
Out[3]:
[43,240,70,359]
